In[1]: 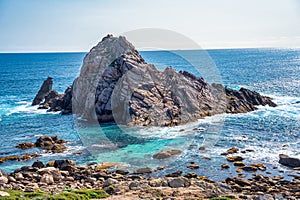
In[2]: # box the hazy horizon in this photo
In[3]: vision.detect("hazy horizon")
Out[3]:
[1,0,300,52]
[1,46,300,54]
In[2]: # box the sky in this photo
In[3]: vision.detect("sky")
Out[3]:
[0,0,300,52]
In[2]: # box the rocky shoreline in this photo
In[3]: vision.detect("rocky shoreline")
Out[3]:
[1,138,300,199]
[0,158,299,199]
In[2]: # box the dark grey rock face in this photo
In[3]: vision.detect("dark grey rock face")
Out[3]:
[32,77,53,106]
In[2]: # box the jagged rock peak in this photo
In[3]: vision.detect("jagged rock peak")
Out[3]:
[72,35,138,120]
[101,34,113,41]
[32,77,53,106]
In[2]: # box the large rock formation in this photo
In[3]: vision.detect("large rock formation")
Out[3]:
[71,34,276,126]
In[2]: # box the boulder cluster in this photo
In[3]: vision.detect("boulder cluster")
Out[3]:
[0,136,67,165]
[16,136,67,153]
[1,137,300,199]
[0,158,299,199]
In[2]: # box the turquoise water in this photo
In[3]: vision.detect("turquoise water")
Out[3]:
[0,49,299,181]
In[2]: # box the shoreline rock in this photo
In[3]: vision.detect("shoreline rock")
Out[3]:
[279,154,300,168]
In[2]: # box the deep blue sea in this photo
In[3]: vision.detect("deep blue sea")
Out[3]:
[0,49,299,181]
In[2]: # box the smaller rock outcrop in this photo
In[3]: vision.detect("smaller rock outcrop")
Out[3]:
[33,78,72,114]
[225,87,276,113]
[279,154,300,168]
[0,154,41,164]
[32,77,53,106]
[35,136,67,153]
[16,136,67,153]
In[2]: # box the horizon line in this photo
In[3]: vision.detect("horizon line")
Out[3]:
[0,46,299,54]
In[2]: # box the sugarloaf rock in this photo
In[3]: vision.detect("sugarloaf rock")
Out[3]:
[71,34,276,126]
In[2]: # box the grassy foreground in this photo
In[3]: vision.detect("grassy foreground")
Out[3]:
[0,188,109,200]
[0,189,234,200]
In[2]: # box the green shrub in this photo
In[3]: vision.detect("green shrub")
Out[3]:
[1,189,109,200]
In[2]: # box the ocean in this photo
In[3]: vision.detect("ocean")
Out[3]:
[0,49,299,181]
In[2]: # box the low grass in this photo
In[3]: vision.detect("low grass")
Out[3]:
[0,188,109,200]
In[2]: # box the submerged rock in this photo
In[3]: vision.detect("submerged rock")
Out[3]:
[0,154,41,164]
[187,164,200,169]
[166,170,183,177]
[221,164,230,169]
[153,149,182,160]
[16,142,35,149]
[227,156,244,162]
[221,147,239,156]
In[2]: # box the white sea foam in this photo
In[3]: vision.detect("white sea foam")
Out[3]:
[15,101,29,105]
[39,145,85,157]
[219,94,300,120]
[256,95,300,119]
[238,144,299,169]
[122,120,205,139]
[5,102,60,116]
